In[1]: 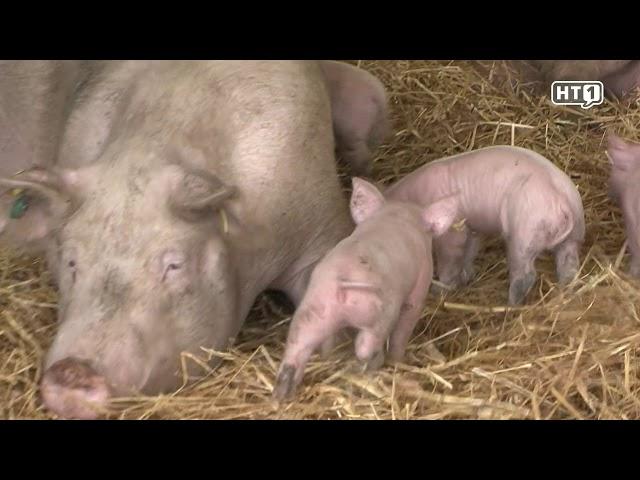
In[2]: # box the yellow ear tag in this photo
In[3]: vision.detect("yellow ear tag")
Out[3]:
[452,218,467,232]
[219,208,229,234]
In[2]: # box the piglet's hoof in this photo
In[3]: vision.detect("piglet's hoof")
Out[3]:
[272,364,299,402]
[508,272,537,306]
[430,280,455,295]
[359,350,385,373]
[459,267,475,286]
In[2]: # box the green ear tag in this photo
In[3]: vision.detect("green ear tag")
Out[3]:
[10,194,29,219]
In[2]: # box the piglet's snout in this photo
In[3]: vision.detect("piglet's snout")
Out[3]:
[40,358,111,420]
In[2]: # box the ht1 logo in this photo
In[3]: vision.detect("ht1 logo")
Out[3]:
[551,81,604,109]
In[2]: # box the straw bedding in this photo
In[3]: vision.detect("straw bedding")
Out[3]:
[1,60,639,419]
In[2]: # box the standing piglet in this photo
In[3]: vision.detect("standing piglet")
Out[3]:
[385,146,585,305]
[272,178,457,400]
[607,134,640,277]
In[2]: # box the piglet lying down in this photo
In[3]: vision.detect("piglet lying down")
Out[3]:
[385,145,586,305]
[272,178,457,400]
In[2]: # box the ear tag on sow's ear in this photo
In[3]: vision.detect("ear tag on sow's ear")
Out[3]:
[219,208,229,234]
[9,188,30,219]
[452,218,466,232]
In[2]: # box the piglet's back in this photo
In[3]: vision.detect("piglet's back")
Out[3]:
[317,205,430,292]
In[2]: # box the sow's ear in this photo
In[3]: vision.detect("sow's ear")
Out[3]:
[422,194,460,237]
[349,177,385,225]
[0,168,74,250]
[168,166,237,222]
[606,134,640,172]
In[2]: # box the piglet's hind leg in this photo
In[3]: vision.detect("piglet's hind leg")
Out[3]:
[388,268,431,362]
[273,308,339,401]
[554,239,581,285]
[354,300,403,371]
[507,238,539,306]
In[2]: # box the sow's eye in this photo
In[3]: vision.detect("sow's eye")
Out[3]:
[61,245,78,284]
[68,259,77,283]
[161,250,186,282]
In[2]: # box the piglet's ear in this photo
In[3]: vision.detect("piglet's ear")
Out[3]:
[606,134,640,171]
[349,177,385,225]
[168,167,237,222]
[422,194,460,237]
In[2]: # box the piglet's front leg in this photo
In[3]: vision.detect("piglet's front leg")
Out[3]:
[432,230,468,292]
